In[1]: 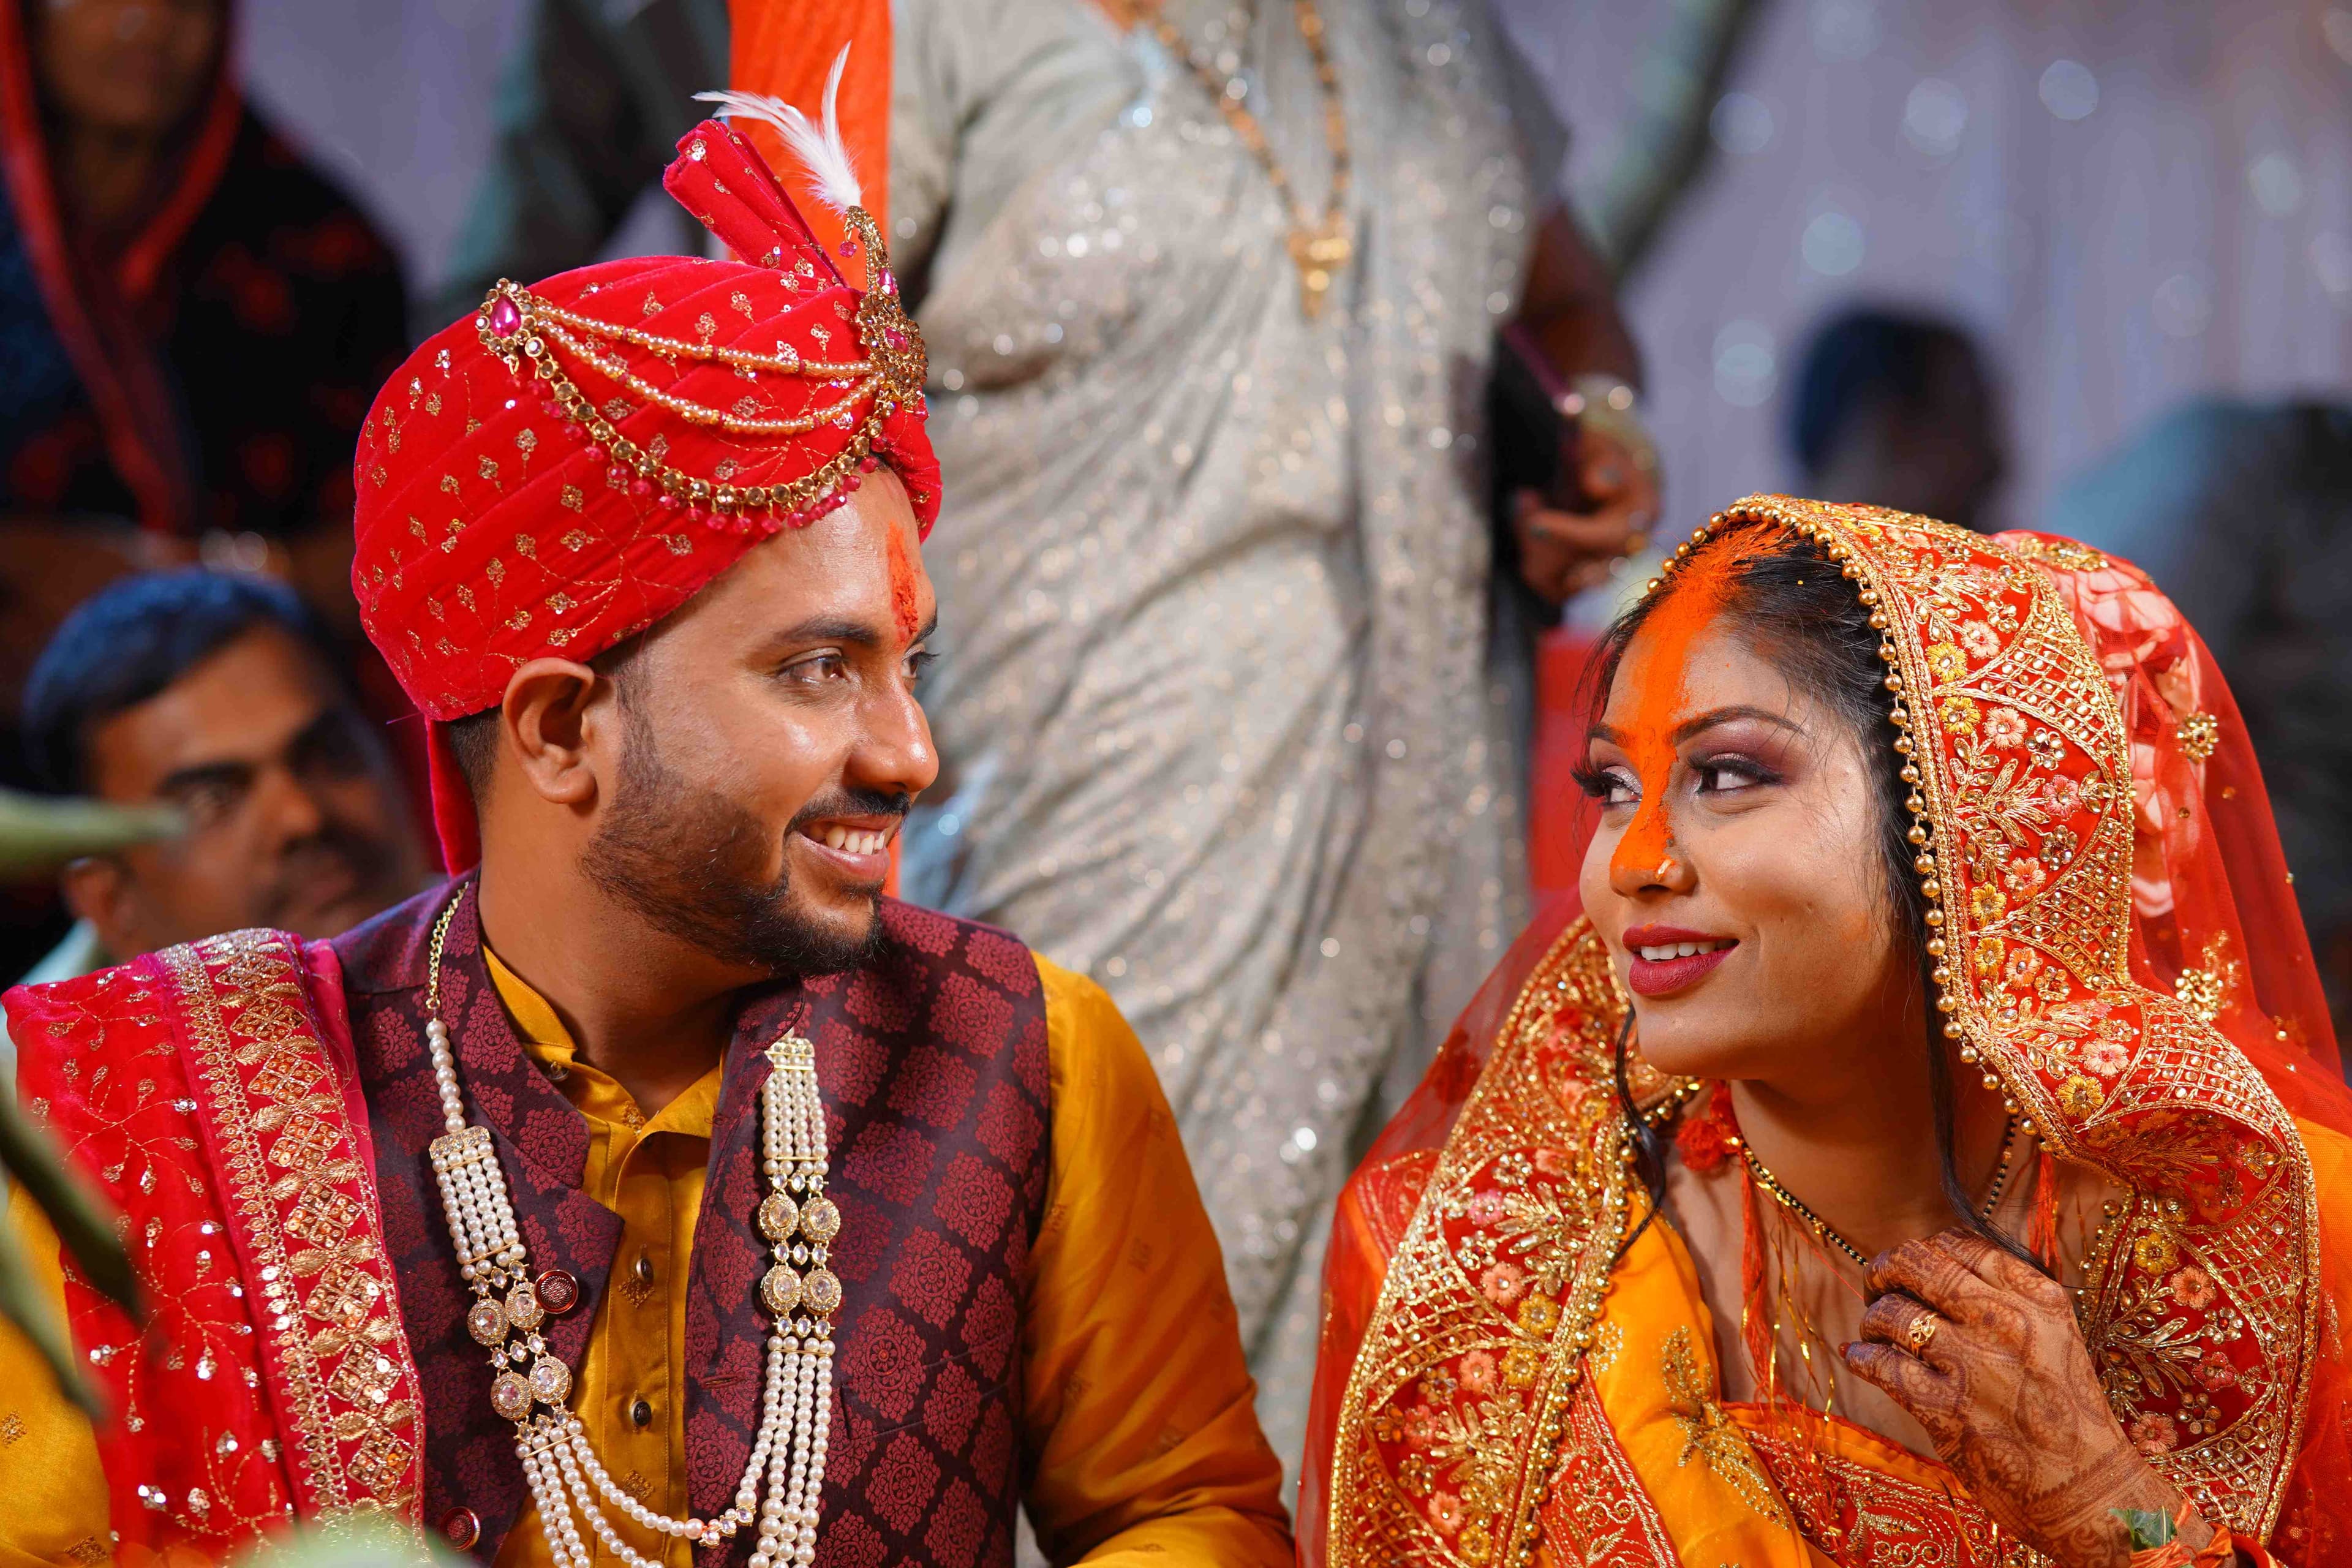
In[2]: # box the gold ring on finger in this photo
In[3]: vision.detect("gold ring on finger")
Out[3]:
[1906,1310,1941,1353]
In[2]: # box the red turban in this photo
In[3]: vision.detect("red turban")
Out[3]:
[350,114,935,872]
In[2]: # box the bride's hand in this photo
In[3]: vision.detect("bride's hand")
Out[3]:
[1841,1229,2230,1568]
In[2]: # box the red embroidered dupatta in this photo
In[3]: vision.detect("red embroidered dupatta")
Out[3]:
[9,929,427,1553]
[1302,498,2352,1566]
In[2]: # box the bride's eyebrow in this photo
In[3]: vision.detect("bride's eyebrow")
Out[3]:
[1589,705,1807,752]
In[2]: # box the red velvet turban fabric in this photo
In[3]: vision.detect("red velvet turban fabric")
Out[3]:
[350,119,937,870]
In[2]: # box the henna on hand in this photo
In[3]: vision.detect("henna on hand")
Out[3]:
[1841,1229,2222,1568]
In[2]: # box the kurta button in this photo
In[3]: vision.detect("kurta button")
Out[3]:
[442,1507,481,1551]
[631,1398,654,1428]
[536,1268,581,1315]
[633,1254,655,1286]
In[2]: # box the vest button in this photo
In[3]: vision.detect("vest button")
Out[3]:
[442,1507,481,1552]
[631,1398,654,1428]
[537,1268,581,1315]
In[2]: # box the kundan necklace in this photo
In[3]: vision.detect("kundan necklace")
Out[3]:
[422,887,842,1568]
[1134,0,1354,317]
[1740,1113,2019,1268]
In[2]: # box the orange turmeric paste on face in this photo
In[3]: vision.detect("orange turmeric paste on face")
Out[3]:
[1606,529,1790,884]
[885,518,922,647]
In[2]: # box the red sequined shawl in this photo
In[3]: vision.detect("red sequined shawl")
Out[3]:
[9,930,426,1547]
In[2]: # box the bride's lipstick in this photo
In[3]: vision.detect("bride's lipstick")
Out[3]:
[1622,923,1738,997]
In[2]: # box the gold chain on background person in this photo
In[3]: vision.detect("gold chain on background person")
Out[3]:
[1131,0,1352,317]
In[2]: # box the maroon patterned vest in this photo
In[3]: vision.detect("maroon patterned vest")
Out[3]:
[334,878,1053,1568]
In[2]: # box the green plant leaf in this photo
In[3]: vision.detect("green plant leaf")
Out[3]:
[2113,1507,2177,1550]
[0,788,183,875]
[0,1092,138,1316]
[0,1208,104,1417]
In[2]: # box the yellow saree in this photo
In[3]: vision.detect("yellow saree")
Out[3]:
[1300,497,2352,1567]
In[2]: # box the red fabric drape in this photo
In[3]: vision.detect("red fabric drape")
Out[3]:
[1526,624,1602,907]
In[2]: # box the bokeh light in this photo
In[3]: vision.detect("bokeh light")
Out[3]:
[2040,59,2100,121]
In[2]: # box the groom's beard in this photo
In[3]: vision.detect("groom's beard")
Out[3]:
[585,704,903,976]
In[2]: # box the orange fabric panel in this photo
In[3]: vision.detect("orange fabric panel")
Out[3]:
[726,0,893,263]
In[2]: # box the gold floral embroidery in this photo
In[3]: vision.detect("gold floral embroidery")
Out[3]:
[1329,925,1643,1568]
[166,933,424,1518]
[2003,534,2108,571]
[1742,1413,2012,1563]
[2176,710,2220,762]
[1536,1379,1678,1564]
[1660,1327,1789,1526]
[2174,932,2241,1025]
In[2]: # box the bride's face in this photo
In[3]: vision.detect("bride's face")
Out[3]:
[1577,608,1920,1085]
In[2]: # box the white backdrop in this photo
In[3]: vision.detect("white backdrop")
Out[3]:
[1496,0,2352,527]
[238,0,526,300]
[240,0,2352,522]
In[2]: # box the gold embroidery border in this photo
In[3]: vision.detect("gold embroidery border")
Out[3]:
[1539,1377,1678,1565]
[165,930,426,1523]
[1327,923,1642,1567]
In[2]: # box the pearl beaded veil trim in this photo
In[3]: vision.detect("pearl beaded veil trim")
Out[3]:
[421,888,840,1567]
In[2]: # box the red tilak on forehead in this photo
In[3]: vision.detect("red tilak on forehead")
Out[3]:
[1607,528,1789,882]
[886,522,921,647]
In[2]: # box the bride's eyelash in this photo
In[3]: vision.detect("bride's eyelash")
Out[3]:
[1569,755,1779,800]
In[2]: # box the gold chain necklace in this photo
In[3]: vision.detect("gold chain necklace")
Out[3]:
[1740,1114,2019,1269]
[473,189,927,530]
[1134,0,1353,317]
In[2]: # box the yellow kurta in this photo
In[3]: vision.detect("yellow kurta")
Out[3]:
[0,951,1290,1568]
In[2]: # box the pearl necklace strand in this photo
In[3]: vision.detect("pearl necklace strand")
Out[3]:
[420,889,841,1567]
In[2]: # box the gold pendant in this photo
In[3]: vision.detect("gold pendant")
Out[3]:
[1289,217,1353,319]
[761,1264,804,1316]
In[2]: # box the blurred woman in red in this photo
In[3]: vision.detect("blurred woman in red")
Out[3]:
[0,0,407,690]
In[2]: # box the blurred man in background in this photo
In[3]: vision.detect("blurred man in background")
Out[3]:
[2050,398,2352,1041]
[1789,306,2007,532]
[8,570,427,1019]
[0,0,414,967]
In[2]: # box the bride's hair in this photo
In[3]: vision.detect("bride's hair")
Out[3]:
[1587,529,2032,1262]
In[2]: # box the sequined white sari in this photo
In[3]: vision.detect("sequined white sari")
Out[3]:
[890,0,1563,1462]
